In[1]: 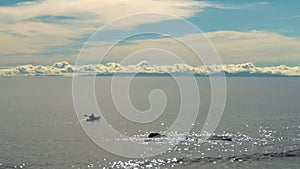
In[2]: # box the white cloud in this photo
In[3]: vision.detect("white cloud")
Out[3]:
[0,0,217,65]
[77,30,300,66]
[0,1,212,38]
[1,61,299,76]
[205,30,300,64]
[2,0,207,23]
[215,2,269,10]
[17,1,38,6]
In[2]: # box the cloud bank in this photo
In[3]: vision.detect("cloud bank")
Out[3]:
[1,61,299,77]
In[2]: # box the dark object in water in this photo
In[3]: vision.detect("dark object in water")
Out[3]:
[148,132,166,138]
[85,113,101,122]
[208,135,232,141]
[86,116,100,122]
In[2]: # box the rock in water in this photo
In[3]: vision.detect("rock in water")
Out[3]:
[148,133,166,138]
[208,135,232,141]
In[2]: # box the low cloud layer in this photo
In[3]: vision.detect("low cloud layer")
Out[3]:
[0,61,299,77]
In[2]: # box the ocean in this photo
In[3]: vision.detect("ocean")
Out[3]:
[0,76,299,168]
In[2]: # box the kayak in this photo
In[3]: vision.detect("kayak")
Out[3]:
[86,116,100,122]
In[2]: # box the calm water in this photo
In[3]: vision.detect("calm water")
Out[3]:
[0,77,299,169]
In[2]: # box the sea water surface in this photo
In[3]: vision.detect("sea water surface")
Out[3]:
[0,77,299,168]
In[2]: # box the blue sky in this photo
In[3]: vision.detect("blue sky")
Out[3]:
[0,0,33,6]
[130,0,300,37]
[190,0,300,37]
[0,0,299,66]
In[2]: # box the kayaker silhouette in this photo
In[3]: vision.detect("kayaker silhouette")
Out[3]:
[85,113,100,122]
[89,113,95,119]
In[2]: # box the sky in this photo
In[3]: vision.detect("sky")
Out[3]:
[0,0,300,66]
